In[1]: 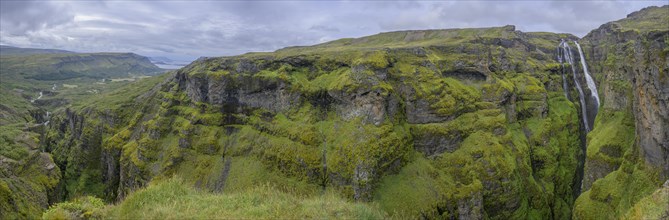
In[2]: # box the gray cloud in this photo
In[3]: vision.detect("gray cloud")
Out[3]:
[0,0,665,61]
[310,25,340,33]
[0,0,74,35]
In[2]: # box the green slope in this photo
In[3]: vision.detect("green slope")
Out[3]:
[37,24,585,219]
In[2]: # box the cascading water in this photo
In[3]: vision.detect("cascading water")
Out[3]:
[31,91,43,103]
[559,40,592,132]
[575,41,601,108]
[557,41,570,99]
[557,39,601,196]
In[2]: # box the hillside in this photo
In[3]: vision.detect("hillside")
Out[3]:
[0,52,163,81]
[0,49,166,125]
[0,48,168,219]
[1,5,667,220]
[36,25,584,219]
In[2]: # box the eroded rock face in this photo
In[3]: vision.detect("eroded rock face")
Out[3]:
[583,17,669,179]
[38,25,585,219]
[413,130,463,156]
[179,71,300,113]
[458,192,484,220]
[329,89,389,126]
[631,32,669,177]
[581,158,620,191]
[573,6,669,219]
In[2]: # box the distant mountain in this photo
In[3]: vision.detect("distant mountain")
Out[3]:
[0,45,76,56]
[0,52,164,80]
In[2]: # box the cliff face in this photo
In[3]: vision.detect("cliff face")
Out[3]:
[35,26,589,218]
[573,5,669,219]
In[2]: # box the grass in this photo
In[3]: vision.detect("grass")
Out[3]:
[222,157,321,195]
[585,109,635,167]
[573,164,662,219]
[614,5,669,34]
[84,177,386,219]
[74,72,173,111]
[373,155,455,217]
[623,183,669,219]
[42,196,105,220]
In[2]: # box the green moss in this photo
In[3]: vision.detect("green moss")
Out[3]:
[623,184,669,219]
[586,109,635,167]
[573,165,662,219]
[353,51,389,69]
[374,155,455,217]
[0,125,31,160]
[511,74,546,100]
[482,77,514,100]
[572,191,615,220]
[1,151,62,219]
[412,76,481,116]
[223,157,320,196]
[613,5,669,34]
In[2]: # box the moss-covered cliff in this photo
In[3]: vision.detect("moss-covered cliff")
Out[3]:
[0,51,168,217]
[3,6,667,220]
[32,25,591,219]
[573,5,669,219]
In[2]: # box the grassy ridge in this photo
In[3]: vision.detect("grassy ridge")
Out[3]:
[43,177,385,219]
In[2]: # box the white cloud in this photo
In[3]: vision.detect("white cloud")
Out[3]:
[0,0,665,61]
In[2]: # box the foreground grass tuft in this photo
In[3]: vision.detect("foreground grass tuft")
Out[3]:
[44,177,386,219]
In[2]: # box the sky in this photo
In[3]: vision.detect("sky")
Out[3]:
[0,0,666,61]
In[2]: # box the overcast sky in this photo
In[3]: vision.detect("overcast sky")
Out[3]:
[1,0,666,61]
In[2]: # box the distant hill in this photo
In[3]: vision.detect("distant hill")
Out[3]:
[1,52,165,80]
[0,45,76,56]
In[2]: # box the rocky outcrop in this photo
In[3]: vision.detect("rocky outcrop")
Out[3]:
[156,25,582,218]
[458,192,484,220]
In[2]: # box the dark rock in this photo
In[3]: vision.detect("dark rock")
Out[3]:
[442,69,487,81]
[414,130,463,156]
[458,192,484,219]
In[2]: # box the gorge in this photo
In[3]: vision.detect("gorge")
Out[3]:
[0,5,667,220]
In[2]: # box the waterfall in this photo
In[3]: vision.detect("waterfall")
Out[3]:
[574,41,601,108]
[559,40,592,132]
[31,91,43,103]
[558,41,569,99]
